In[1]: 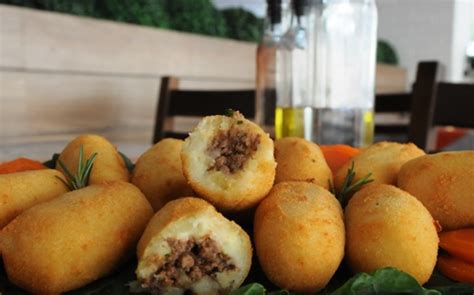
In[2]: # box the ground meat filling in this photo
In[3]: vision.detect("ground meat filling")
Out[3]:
[207,126,261,174]
[144,237,236,292]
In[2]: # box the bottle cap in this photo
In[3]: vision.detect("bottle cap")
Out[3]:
[267,0,282,24]
[293,0,308,17]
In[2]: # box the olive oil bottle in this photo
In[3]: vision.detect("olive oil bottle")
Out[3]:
[275,106,374,147]
[273,0,377,147]
[255,0,282,126]
[274,0,314,141]
[275,106,310,139]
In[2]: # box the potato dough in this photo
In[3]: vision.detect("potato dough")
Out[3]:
[132,138,193,211]
[254,182,344,293]
[0,169,68,229]
[56,134,129,184]
[398,151,474,230]
[345,184,438,284]
[136,197,252,295]
[181,112,276,212]
[0,181,153,294]
[274,137,332,189]
[334,141,424,193]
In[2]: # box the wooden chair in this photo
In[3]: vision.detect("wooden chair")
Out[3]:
[153,77,255,143]
[411,81,474,150]
[374,61,439,144]
[154,61,448,148]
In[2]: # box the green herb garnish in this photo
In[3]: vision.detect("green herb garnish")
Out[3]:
[224,108,236,117]
[57,145,97,191]
[330,161,373,207]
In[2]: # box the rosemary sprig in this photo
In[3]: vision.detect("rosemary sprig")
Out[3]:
[224,108,236,117]
[330,161,373,207]
[57,145,98,191]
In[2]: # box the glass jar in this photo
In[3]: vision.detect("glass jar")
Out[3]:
[312,0,378,146]
[274,0,377,147]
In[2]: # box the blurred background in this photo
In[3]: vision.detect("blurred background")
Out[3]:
[1,0,473,160]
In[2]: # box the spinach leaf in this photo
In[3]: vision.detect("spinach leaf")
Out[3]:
[231,283,266,295]
[330,268,440,295]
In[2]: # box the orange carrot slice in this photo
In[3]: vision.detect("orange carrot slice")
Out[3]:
[437,255,474,283]
[320,144,361,175]
[0,158,46,174]
[439,228,474,264]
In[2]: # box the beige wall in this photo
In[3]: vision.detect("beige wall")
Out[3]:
[0,5,406,160]
[0,5,256,160]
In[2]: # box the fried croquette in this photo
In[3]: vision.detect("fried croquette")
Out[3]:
[334,141,424,194]
[0,169,68,229]
[0,182,153,294]
[345,184,438,284]
[398,151,474,230]
[181,112,276,212]
[254,181,345,293]
[132,138,193,211]
[136,197,252,295]
[56,134,130,184]
[274,137,333,189]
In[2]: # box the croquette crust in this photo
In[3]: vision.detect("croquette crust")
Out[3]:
[132,138,193,211]
[274,137,333,188]
[0,182,153,294]
[56,134,130,184]
[345,184,438,284]
[181,115,276,212]
[334,141,424,193]
[398,151,474,230]
[254,182,345,293]
[0,169,68,229]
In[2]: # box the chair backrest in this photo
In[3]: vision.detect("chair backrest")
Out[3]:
[153,77,255,143]
[411,80,474,150]
[433,82,474,127]
[407,61,440,149]
[375,61,439,143]
[374,92,412,136]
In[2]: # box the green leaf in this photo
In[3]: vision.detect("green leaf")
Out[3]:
[377,40,399,65]
[221,8,263,42]
[119,151,135,173]
[42,153,60,169]
[230,283,266,295]
[330,268,440,295]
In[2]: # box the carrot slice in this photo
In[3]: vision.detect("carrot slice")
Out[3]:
[437,255,474,283]
[320,144,361,175]
[439,228,474,263]
[0,158,46,174]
